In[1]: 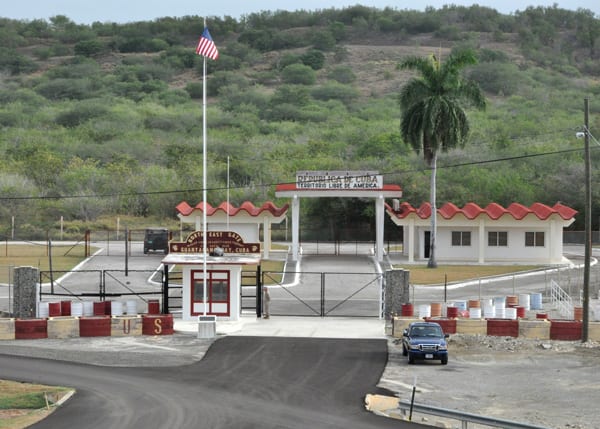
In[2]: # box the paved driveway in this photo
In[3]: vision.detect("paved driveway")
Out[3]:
[1,337,427,429]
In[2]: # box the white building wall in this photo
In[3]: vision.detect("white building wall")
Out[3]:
[404,215,566,264]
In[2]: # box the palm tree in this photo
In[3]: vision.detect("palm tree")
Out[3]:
[398,49,486,268]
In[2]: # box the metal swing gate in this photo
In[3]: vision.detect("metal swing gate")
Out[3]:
[261,270,383,317]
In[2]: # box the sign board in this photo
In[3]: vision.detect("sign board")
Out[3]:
[170,231,260,254]
[295,170,383,190]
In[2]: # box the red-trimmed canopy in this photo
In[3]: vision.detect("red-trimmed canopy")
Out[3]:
[387,201,577,221]
[176,201,289,217]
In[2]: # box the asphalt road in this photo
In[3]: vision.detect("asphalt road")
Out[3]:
[0,337,428,429]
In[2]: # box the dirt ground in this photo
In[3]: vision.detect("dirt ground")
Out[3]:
[378,335,600,429]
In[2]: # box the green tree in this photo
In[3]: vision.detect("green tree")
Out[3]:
[398,49,486,267]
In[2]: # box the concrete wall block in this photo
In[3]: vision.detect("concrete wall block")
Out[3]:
[518,319,551,340]
[392,317,422,338]
[111,316,143,337]
[47,317,80,339]
[0,318,15,340]
[456,318,487,335]
[588,322,600,341]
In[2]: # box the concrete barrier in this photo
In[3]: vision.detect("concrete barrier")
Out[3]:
[15,318,47,339]
[588,322,600,341]
[47,317,80,339]
[392,317,422,338]
[0,318,15,340]
[455,318,487,335]
[424,317,457,334]
[518,319,550,340]
[110,316,143,337]
[487,319,519,337]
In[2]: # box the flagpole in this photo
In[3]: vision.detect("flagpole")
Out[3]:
[202,19,208,316]
[227,156,230,231]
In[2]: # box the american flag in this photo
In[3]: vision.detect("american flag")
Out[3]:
[196,27,219,60]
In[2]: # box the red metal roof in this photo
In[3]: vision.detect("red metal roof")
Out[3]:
[176,201,289,217]
[387,202,577,221]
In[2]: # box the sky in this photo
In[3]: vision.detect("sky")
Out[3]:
[1,0,599,24]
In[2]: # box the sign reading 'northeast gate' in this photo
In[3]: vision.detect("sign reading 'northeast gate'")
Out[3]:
[296,170,383,190]
[170,231,260,254]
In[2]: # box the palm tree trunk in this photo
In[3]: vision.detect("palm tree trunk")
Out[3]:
[428,153,438,268]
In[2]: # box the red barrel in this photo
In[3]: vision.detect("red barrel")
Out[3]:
[15,319,48,340]
[79,316,111,337]
[536,313,548,319]
[147,300,160,315]
[401,303,413,317]
[487,319,518,337]
[61,301,71,316]
[515,306,526,319]
[573,306,583,321]
[550,319,582,341]
[48,302,62,317]
[446,306,459,318]
[142,314,174,335]
[93,301,106,316]
[104,301,112,316]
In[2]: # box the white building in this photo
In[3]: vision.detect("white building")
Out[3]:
[386,201,577,265]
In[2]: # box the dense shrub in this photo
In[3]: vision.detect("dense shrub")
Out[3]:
[74,39,106,57]
[281,63,316,85]
[310,82,360,105]
[301,49,326,70]
[0,48,38,74]
[55,101,109,127]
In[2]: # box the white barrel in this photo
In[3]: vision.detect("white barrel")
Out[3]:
[530,293,543,310]
[505,307,517,320]
[483,304,495,318]
[518,294,531,311]
[417,304,431,318]
[126,300,137,315]
[469,307,482,319]
[71,302,83,317]
[111,301,123,316]
[82,301,94,316]
[481,298,493,308]
[37,301,49,318]
[493,296,506,308]
[495,306,506,319]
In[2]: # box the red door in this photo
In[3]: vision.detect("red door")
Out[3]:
[191,270,230,316]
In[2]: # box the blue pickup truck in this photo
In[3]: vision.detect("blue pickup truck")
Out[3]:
[402,321,449,365]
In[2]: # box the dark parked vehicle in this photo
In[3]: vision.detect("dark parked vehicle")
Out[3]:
[402,321,449,365]
[144,228,169,254]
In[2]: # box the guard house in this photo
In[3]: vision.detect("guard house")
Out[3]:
[386,201,577,264]
[175,201,289,259]
[275,171,403,261]
[161,231,261,321]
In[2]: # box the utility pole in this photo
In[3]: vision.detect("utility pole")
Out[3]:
[583,97,591,343]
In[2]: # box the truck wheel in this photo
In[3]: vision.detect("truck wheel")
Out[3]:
[408,354,415,364]
[441,356,448,365]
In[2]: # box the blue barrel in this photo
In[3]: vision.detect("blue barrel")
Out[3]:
[530,293,543,310]
[453,300,467,311]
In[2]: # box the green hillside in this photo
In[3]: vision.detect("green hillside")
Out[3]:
[0,5,598,240]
